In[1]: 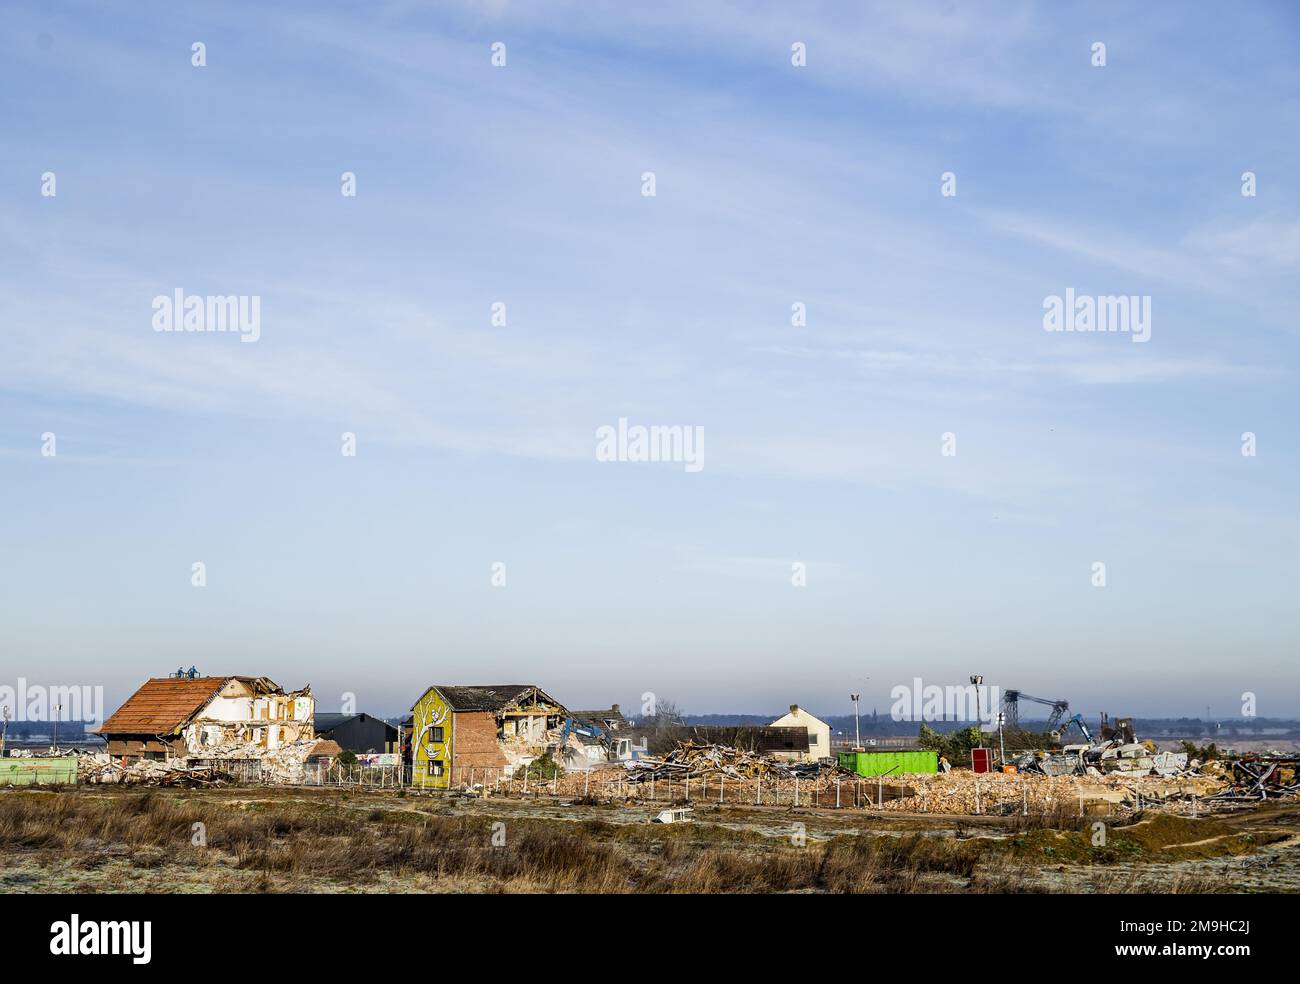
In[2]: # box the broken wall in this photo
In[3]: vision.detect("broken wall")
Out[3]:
[182,681,314,756]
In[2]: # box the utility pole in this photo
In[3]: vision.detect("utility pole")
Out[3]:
[850,693,862,751]
[997,711,1006,767]
[53,702,62,753]
[1,706,9,757]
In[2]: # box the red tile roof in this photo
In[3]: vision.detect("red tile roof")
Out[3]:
[97,677,232,736]
[308,739,343,758]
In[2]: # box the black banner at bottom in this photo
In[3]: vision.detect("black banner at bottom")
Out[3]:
[0,891,1275,970]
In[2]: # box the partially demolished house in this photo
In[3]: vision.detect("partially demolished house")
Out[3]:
[409,684,567,789]
[567,703,647,764]
[95,676,315,771]
[571,704,629,735]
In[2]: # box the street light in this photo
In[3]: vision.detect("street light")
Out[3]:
[850,693,861,751]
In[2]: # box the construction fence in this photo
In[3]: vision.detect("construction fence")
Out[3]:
[405,766,1054,812]
[300,762,407,787]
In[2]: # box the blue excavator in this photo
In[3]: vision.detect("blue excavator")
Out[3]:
[1056,713,1093,744]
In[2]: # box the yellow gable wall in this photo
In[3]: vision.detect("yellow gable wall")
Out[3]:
[411,688,452,788]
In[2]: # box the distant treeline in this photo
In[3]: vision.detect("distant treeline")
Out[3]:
[681,714,1300,737]
[2,721,97,738]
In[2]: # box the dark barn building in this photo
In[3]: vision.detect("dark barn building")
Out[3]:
[312,712,398,754]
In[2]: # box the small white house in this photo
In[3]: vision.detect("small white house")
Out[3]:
[769,704,831,762]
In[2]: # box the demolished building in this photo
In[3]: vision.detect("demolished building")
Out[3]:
[409,684,567,789]
[563,704,651,767]
[94,676,315,767]
[571,704,629,735]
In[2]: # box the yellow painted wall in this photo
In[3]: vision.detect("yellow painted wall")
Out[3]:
[410,688,452,788]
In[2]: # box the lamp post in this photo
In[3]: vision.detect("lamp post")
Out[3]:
[970,676,984,769]
[850,693,861,751]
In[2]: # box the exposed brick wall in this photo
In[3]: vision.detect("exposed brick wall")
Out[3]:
[104,735,184,759]
[452,711,509,778]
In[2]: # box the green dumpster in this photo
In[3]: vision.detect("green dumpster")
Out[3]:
[837,749,938,777]
[0,755,78,786]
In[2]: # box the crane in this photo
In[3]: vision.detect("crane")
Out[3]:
[1000,690,1070,733]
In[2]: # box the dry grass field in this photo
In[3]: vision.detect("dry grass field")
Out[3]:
[2,785,1296,894]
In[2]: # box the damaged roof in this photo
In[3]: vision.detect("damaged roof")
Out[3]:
[307,738,344,758]
[414,684,565,713]
[573,707,627,725]
[96,677,232,736]
[96,675,301,736]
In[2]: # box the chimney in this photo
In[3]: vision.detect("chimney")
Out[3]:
[789,704,799,716]
[611,703,620,715]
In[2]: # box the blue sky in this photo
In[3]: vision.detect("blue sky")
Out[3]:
[2,1,1298,722]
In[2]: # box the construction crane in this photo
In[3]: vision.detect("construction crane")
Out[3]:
[1001,690,1070,733]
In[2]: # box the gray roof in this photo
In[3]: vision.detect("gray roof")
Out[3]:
[312,712,396,735]
[573,708,626,724]
[419,685,565,713]
[313,712,356,731]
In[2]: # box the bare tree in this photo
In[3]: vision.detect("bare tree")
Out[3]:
[645,697,686,732]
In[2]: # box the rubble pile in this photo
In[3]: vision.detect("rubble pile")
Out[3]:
[77,752,235,786]
[867,770,1226,815]
[622,741,838,784]
[502,765,852,803]
[1013,740,1189,778]
[494,741,857,803]
[1207,758,1299,802]
[76,737,322,786]
[189,736,321,783]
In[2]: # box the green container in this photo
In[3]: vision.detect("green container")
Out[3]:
[838,749,937,777]
[0,755,78,786]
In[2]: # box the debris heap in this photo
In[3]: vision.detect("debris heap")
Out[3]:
[865,770,1225,815]
[77,737,322,786]
[1013,740,1189,778]
[622,741,839,783]
[1208,758,1299,802]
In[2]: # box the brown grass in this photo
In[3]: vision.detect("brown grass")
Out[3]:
[0,788,1243,894]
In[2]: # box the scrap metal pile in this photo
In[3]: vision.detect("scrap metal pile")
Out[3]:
[1013,740,1190,778]
[1207,757,1299,802]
